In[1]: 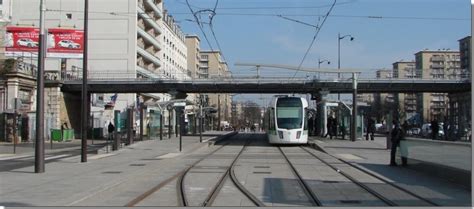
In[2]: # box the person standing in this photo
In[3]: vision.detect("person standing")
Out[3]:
[108,122,115,141]
[390,120,407,166]
[331,116,338,139]
[366,117,375,141]
[431,119,439,140]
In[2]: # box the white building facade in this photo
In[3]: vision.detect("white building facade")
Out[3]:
[3,0,194,138]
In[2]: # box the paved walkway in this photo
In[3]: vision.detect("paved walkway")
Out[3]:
[0,131,232,206]
[309,135,471,206]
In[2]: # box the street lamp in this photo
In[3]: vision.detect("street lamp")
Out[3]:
[337,33,354,101]
[318,58,330,79]
[318,58,331,69]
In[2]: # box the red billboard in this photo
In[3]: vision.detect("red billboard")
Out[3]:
[47,28,84,58]
[4,27,84,58]
[5,26,40,55]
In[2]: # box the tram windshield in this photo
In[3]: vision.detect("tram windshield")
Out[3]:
[276,98,303,129]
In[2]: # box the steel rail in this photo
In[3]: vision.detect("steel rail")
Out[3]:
[278,146,322,206]
[124,132,236,206]
[203,138,264,206]
[177,134,236,206]
[302,146,439,206]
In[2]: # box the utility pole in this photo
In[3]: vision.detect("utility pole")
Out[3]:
[351,73,358,142]
[35,0,46,173]
[81,0,89,162]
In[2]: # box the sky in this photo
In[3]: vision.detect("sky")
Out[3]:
[165,0,471,103]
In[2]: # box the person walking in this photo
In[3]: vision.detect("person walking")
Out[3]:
[324,115,333,138]
[390,120,407,166]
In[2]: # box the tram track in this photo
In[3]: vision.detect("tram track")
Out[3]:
[125,132,238,206]
[124,132,262,207]
[277,146,322,206]
[300,145,439,207]
[177,135,264,206]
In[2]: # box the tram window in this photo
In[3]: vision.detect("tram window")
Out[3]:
[277,107,302,129]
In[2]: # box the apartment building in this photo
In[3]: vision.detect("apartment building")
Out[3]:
[459,36,471,73]
[392,61,422,124]
[199,50,232,129]
[415,50,461,123]
[372,69,395,120]
[185,35,200,80]
[5,0,194,137]
[446,36,471,139]
[0,0,11,58]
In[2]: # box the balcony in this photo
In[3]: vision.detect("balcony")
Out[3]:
[430,63,444,69]
[137,47,161,67]
[405,100,416,105]
[430,56,445,62]
[136,65,162,79]
[137,6,162,35]
[144,0,163,19]
[137,27,161,51]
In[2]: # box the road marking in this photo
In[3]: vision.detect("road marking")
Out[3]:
[0,154,31,161]
[45,154,71,160]
[155,153,181,159]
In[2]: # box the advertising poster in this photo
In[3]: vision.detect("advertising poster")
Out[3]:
[47,28,84,58]
[5,27,84,59]
[5,26,40,56]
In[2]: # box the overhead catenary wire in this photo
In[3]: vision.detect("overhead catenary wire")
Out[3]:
[291,0,337,79]
[43,9,469,21]
[185,0,228,66]
[277,15,318,28]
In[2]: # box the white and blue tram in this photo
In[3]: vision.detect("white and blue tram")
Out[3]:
[264,96,309,144]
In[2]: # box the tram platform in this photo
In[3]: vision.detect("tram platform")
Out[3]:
[0,131,234,206]
[0,132,470,207]
[308,135,471,206]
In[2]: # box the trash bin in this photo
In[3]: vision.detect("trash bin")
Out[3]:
[51,129,62,141]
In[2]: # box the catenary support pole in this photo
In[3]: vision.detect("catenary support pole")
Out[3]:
[35,0,46,172]
[351,73,358,142]
[80,0,89,163]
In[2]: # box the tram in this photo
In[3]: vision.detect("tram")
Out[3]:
[264,96,309,144]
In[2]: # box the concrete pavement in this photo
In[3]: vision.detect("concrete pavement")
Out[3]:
[309,134,471,206]
[0,131,233,206]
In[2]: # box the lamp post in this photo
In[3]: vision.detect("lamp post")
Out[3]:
[337,33,354,101]
[318,58,330,79]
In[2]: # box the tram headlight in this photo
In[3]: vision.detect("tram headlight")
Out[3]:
[278,131,283,139]
[296,131,301,139]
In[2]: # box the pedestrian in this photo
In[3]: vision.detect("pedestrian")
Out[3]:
[340,122,346,140]
[402,120,409,135]
[366,117,375,141]
[443,117,449,140]
[324,115,333,138]
[108,122,115,141]
[431,119,439,140]
[308,116,314,136]
[389,120,408,166]
[331,116,338,139]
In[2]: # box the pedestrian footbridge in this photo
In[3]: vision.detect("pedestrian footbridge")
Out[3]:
[56,77,470,94]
